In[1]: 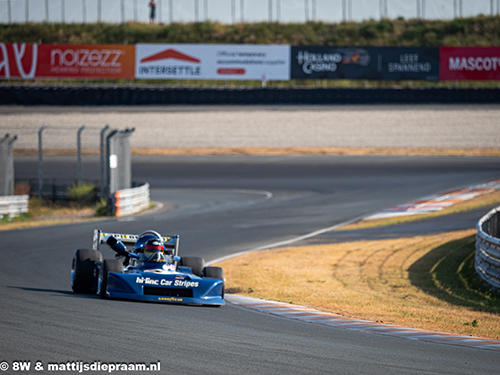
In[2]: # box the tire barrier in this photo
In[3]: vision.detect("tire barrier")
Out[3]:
[113,183,150,217]
[0,195,29,218]
[476,206,500,293]
[1,85,500,105]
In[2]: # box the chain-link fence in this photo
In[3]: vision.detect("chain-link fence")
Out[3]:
[1,0,498,25]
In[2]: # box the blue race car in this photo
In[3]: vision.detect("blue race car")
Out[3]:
[71,229,225,306]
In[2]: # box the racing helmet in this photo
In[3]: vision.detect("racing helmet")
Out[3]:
[141,238,167,263]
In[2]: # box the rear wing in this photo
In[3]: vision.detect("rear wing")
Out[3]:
[92,229,180,256]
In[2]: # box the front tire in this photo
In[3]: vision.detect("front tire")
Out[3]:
[100,259,124,299]
[180,256,205,277]
[203,266,226,298]
[71,249,102,294]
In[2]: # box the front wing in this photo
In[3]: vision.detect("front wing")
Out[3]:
[104,271,225,306]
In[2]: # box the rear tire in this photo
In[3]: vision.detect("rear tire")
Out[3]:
[180,256,205,277]
[100,259,124,299]
[71,249,102,294]
[203,266,226,298]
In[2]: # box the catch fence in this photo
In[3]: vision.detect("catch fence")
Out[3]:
[1,0,499,24]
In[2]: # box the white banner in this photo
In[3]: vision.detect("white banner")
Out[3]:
[136,44,290,81]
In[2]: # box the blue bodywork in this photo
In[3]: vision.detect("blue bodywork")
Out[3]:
[70,229,226,306]
[104,266,225,305]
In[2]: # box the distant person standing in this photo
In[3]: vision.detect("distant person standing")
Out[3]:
[149,0,157,24]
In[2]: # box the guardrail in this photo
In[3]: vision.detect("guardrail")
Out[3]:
[113,183,150,217]
[475,206,500,293]
[0,195,29,217]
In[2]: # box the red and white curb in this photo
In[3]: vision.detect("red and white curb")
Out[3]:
[226,295,500,351]
[365,179,500,220]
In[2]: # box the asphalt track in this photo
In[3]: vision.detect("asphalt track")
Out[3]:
[2,154,500,374]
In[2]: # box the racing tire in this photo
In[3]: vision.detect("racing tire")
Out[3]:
[180,256,205,277]
[203,266,226,298]
[71,249,102,294]
[100,259,124,299]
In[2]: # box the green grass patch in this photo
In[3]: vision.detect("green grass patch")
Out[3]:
[2,16,500,46]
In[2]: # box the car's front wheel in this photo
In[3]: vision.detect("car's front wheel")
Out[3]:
[100,259,124,299]
[71,249,102,294]
[203,266,226,298]
[180,256,205,277]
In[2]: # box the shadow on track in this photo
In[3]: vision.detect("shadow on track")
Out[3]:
[7,286,97,299]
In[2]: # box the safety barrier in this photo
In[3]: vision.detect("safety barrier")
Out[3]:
[0,195,29,217]
[475,206,500,293]
[113,183,150,217]
[1,85,500,105]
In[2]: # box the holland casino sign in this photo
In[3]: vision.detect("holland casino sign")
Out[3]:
[0,43,135,79]
[291,46,439,81]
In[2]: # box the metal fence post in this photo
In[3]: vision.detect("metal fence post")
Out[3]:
[5,135,18,196]
[105,128,135,215]
[100,125,109,198]
[7,0,12,23]
[77,125,86,186]
[106,129,118,215]
[38,124,47,200]
[0,135,12,196]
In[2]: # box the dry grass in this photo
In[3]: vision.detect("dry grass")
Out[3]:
[341,190,500,231]
[217,230,500,340]
[13,147,500,157]
[0,198,99,231]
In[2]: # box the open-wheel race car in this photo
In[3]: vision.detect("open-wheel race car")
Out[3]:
[71,229,225,306]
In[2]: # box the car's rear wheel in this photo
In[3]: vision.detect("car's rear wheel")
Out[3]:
[100,259,124,299]
[180,256,205,277]
[71,249,102,294]
[203,266,226,298]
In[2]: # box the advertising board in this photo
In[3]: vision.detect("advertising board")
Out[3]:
[440,47,500,81]
[136,44,290,80]
[0,43,38,79]
[291,46,439,81]
[0,43,135,79]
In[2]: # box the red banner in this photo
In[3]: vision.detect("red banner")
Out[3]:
[0,43,135,79]
[440,47,500,81]
[0,43,38,79]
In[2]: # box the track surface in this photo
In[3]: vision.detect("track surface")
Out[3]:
[2,155,500,374]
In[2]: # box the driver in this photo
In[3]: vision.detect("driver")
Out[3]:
[139,238,172,263]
